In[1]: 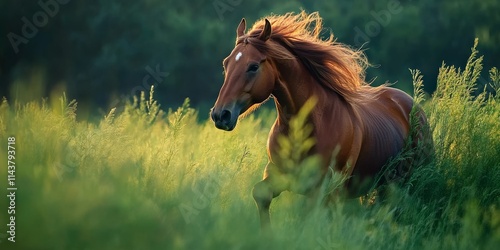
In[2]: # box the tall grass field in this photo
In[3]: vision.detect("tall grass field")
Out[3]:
[1,42,499,249]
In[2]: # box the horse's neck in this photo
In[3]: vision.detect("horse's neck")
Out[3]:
[272,60,307,123]
[271,58,346,126]
[269,58,358,169]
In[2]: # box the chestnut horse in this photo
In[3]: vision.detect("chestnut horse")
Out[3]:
[211,12,432,228]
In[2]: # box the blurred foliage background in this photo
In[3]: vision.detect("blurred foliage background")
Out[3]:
[1,0,499,118]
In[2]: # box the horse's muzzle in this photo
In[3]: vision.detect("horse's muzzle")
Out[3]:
[211,107,238,131]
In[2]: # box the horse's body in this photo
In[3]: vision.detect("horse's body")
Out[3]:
[268,86,414,195]
[211,12,432,228]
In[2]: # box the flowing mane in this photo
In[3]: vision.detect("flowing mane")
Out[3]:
[237,11,384,103]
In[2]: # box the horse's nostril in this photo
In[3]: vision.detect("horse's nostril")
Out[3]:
[210,108,217,121]
[221,110,231,122]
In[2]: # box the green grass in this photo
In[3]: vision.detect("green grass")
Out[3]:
[1,42,499,249]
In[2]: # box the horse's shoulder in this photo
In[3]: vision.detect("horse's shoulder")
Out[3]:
[266,119,286,159]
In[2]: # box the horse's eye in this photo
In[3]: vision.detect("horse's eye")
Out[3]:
[247,64,259,73]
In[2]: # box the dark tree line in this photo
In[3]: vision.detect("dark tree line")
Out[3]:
[1,0,499,117]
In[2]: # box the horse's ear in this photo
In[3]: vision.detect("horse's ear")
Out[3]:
[237,18,246,37]
[258,19,272,42]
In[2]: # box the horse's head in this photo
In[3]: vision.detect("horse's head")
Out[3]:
[211,18,275,131]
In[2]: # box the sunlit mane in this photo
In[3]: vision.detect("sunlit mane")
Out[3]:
[238,11,385,103]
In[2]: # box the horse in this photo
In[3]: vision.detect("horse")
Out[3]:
[210,11,433,228]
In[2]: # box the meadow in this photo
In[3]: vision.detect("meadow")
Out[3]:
[0,42,499,250]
